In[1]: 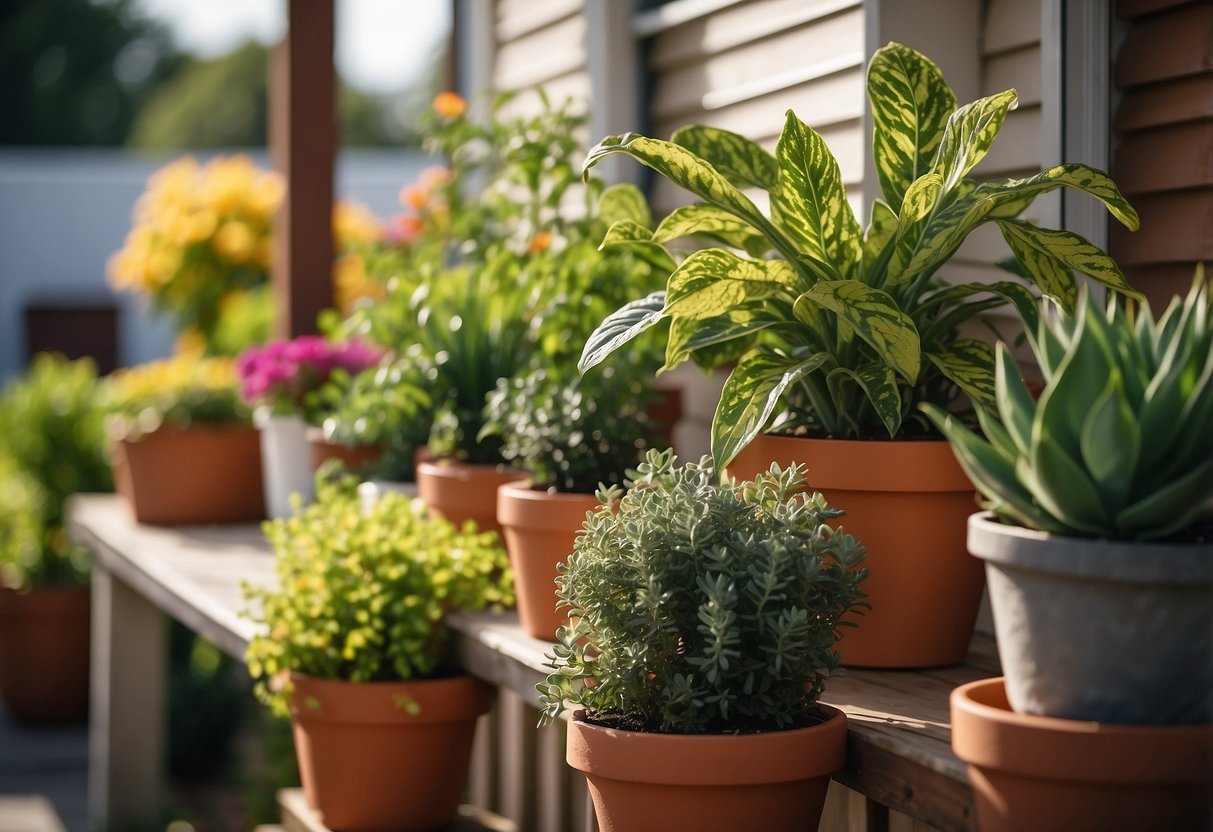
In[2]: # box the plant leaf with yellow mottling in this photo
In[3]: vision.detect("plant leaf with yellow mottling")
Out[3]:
[652,204,770,257]
[926,339,996,412]
[665,250,797,320]
[999,220,1143,313]
[868,43,957,212]
[671,124,779,190]
[932,89,1018,191]
[579,291,667,372]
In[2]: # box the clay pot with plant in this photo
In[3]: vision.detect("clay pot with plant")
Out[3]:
[483,365,659,640]
[539,450,867,832]
[0,355,113,723]
[924,276,1213,830]
[245,474,514,831]
[105,354,264,525]
[579,41,1141,668]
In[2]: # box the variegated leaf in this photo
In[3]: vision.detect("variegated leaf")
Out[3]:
[663,307,779,371]
[579,291,668,372]
[670,124,779,190]
[867,43,957,212]
[918,281,1041,336]
[976,164,1140,230]
[828,363,903,436]
[862,200,899,284]
[925,338,996,412]
[584,133,787,252]
[598,183,652,229]
[933,89,1018,191]
[771,111,861,279]
[599,220,678,273]
[800,280,921,382]
[665,249,797,320]
[652,204,770,257]
[899,173,943,228]
[998,220,1143,311]
[712,351,830,471]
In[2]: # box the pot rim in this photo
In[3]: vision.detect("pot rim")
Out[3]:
[497,480,602,530]
[289,672,493,726]
[566,704,847,785]
[967,511,1213,584]
[416,459,528,484]
[951,678,1213,783]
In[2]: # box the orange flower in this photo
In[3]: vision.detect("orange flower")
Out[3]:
[418,166,451,189]
[390,214,425,246]
[528,230,553,254]
[399,184,428,212]
[432,91,466,121]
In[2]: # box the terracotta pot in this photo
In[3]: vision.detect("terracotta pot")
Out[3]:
[0,585,90,723]
[568,704,847,832]
[952,678,1213,832]
[290,673,493,831]
[647,385,684,450]
[307,427,383,474]
[968,512,1213,724]
[730,434,982,668]
[111,423,265,525]
[497,482,599,640]
[415,459,527,534]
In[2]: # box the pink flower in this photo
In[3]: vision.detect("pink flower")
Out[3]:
[236,337,384,416]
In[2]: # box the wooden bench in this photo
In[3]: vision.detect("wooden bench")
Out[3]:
[68,493,996,831]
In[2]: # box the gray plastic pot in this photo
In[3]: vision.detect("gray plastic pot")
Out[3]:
[968,512,1213,725]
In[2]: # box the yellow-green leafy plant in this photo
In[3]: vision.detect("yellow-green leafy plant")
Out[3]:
[0,355,112,588]
[924,275,1213,541]
[245,476,513,715]
[538,449,867,733]
[104,353,247,440]
[579,42,1141,470]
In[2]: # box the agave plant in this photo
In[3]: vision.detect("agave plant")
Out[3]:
[924,274,1213,541]
[579,42,1140,471]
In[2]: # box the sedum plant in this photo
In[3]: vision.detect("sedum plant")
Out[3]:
[538,450,867,733]
[245,475,513,716]
[579,42,1140,470]
[0,355,112,588]
[479,366,658,494]
[924,274,1213,542]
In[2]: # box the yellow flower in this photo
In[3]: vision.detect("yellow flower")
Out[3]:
[213,221,255,263]
[248,172,285,219]
[333,252,385,312]
[432,91,466,121]
[333,200,381,249]
[198,156,258,215]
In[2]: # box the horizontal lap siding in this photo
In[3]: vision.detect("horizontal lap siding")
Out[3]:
[939,0,1044,293]
[1111,0,1213,307]
[643,0,866,215]
[493,0,591,114]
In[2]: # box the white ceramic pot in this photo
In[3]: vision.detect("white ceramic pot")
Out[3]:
[254,408,314,519]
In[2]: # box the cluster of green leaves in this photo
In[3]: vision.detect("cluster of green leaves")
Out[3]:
[538,450,867,733]
[0,355,112,588]
[480,366,658,494]
[925,274,1213,542]
[318,346,433,480]
[245,475,514,716]
[344,94,668,465]
[580,42,1140,470]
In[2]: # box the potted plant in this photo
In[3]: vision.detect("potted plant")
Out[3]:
[105,353,264,524]
[236,335,383,517]
[924,278,1212,830]
[0,355,112,722]
[483,366,658,640]
[577,42,1140,667]
[538,450,867,831]
[245,474,513,831]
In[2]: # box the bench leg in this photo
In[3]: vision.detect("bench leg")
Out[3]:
[89,569,166,831]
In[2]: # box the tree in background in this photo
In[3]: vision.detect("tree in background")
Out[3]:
[0,0,184,145]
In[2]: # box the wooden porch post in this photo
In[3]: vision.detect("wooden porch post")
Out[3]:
[270,0,336,338]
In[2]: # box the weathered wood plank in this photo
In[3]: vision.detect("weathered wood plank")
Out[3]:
[278,788,516,832]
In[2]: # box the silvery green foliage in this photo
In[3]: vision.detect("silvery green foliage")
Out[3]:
[924,275,1213,541]
[538,449,867,733]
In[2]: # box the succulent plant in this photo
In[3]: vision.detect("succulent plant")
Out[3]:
[924,274,1213,541]
[538,449,867,733]
[245,474,513,716]
[479,366,657,494]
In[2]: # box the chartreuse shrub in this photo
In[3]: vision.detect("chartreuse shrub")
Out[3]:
[104,352,246,439]
[0,355,112,588]
[924,274,1213,542]
[245,476,513,715]
[579,42,1141,470]
[538,450,867,733]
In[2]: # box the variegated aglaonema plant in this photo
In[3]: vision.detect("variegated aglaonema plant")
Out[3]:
[923,275,1213,542]
[579,42,1141,471]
